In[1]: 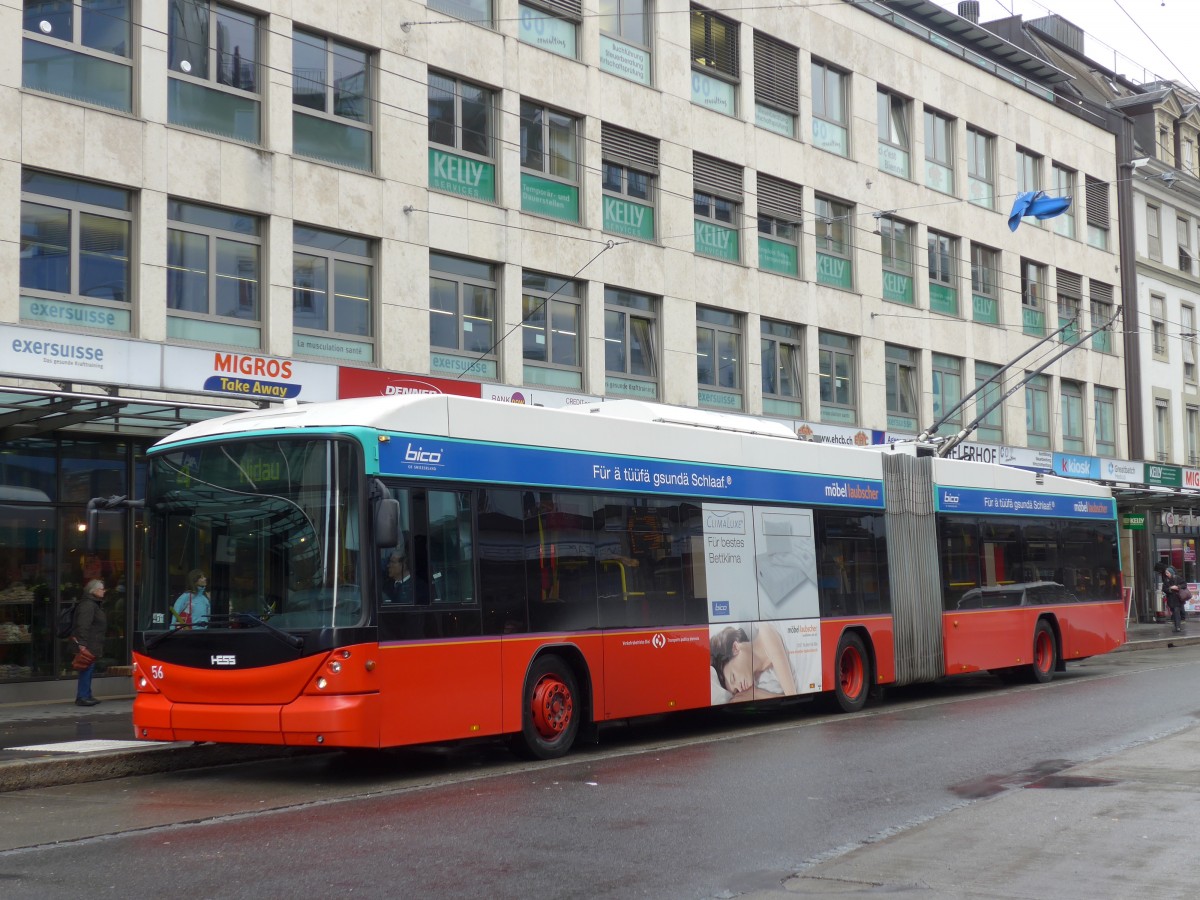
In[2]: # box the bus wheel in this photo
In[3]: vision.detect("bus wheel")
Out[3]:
[834,632,870,713]
[1029,620,1057,684]
[517,654,580,760]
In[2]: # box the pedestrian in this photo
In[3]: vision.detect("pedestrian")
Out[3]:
[1158,562,1189,634]
[172,569,210,629]
[71,579,107,707]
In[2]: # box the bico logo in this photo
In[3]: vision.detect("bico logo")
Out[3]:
[405,443,444,466]
[652,633,667,649]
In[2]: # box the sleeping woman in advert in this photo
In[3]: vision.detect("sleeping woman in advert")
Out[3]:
[710,622,798,703]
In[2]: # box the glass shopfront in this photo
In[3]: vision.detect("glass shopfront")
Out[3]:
[0,436,146,684]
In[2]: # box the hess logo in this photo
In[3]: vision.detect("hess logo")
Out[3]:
[211,655,236,666]
[405,443,443,465]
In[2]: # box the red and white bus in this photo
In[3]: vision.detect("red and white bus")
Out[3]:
[130,395,1124,758]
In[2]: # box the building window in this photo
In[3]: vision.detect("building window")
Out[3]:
[761,320,803,417]
[876,89,910,179]
[815,195,853,290]
[1094,386,1116,457]
[293,225,374,363]
[885,345,919,432]
[932,354,963,429]
[811,59,848,156]
[168,0,260,144]
[1151,294,1167,358]
[753,32,797,137]
[819,330,856,424]
[518,0,581,60]
[1185,139,1196,176]
[1057,270,1082,345]
[166,199,261,348]
[1016,147,1042,194]
[974,362,1004,444]
[1147,203,1162,261]
[292,30,373,171]
[696,307,742,410]
[971,242,999,325]
[602,123,657,242]
[429,253,498,379]
[690,6,738,116]
[523,272,583,389]
[1183,305,1197,383]
[1025,373,1050,450]
[1090,280,1114,353]
[428,0,491,26]
[880,216,914,305]
[967,126,994,209]
[757,174,802,278]
[428,72,495,202]
[604,288,658,399]
[19,170,133,334]
[924,108,954,194]
[1188,406,1200,467]
[1085,175,1109,250]
[598,0,652,85]
[927,231,957,316]
[1051,164,1075,239]
[1021,258,1047,337]
[693,153,742,262]
[1154,399,1170,462]
[520,100,581,223]
[22,0,132,111]
[1179,216,1193,275]
[1060,380,1085,453]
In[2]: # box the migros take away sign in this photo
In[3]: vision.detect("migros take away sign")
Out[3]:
[163,348,337,402]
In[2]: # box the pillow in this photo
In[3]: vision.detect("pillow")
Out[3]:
[710,666,732,705]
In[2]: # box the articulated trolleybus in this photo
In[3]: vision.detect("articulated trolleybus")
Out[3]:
[131,395,1124,758]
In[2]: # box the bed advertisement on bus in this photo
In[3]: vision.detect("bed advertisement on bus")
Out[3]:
[379,435,886,508]
[936,486,1115,520]
[704,504,823,704]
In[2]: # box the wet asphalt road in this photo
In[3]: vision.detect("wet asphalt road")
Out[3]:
[3,644,1200,899]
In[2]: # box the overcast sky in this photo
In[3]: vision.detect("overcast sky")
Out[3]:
[928,0,1200,92]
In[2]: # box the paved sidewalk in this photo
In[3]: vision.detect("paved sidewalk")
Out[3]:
[0,621,1195,794]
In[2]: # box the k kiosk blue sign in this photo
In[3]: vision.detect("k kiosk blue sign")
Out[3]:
[937,487,1115,520]
[379,435,886,508]
[1052,453,1100,480]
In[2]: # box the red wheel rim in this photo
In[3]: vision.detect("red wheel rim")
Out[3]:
[839,645,864,700]
[1034,630,1053,673]
[531,674,573,740]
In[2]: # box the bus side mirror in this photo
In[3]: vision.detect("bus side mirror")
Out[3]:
[375,497,400,549]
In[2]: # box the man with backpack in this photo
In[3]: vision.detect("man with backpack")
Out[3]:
[1156,561,1190,634]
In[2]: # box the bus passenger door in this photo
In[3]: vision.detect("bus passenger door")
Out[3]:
[377,487,501,747]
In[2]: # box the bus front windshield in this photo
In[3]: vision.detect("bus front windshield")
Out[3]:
[139,437,364,632]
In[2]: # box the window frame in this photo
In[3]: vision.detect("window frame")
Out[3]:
[167,0,262,144]
[966,126,994,209]
[1183,304,1197,384]
[876,88,911,179]
[815,195,853,290]
[1179,216,1193,275]
[22,0,134,112]
[19,170,135,331]
[753,31,798,137]
[291,28,374,172]
[880,215,914,305]
[970,242,999,325]
[1016,147,1042,194]
[1051,163,1076,239]
[689,5,738,81]
[521,271,585,389]
[1151,294,1168,358]
[601,124,658,243]
[885,344,919,432]
[429,252,500,380]
[974,361,1004,444]
[1094,386,1116,457]
[696,306,743,409]
[818,329,857,424]
[604,287,659,399]
[1154,398,1170,462]
[1060,380,1085,453]
[760,319,803,418]
[811,59,849,157]
[428,71,495,160]
[1025,373,1051,450]
[1021,258,1047,336]
[1147,203,1162,261]
[927,230,958,316]
[1188,405,1200,467]
[931,353,963,429]
[166,198,262,344]
[292,224,375,361]
[427,0,493,27]
[923,108,955,194]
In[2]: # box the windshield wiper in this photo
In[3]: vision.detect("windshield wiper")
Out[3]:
[233,612,305,649]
